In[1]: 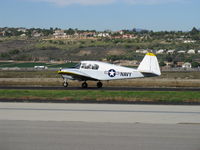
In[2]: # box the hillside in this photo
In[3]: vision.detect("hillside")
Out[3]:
[0,27,200,66]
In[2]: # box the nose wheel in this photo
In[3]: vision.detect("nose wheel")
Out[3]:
[63,81,68,87]
[82,82,88,88]
[97,81,103,88]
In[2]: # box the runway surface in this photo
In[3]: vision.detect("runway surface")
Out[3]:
[0,121,200,150]
[0,86,200,91]
[1,103,200,150]
[1,103,200,124]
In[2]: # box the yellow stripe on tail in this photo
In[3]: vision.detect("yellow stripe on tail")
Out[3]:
[146,53,156,56]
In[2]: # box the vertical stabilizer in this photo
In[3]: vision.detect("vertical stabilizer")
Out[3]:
[137,53,161,76]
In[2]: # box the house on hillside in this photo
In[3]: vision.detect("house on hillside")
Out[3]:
[0,31,5,36]
[177,50,186,54]
[156,49,165,54]
[198,50,200,54]
[17,28,27,33]
[122,34,135,39]
[53,30,67,39]
[187,49,195,54]
[182,62,192,68]
[184,40,196,43]
[20,33,26,37]
[79,32,96,39]
[177,62,184,67]
[136,49,149,54]
[96,33,110,38]
[32,30,43,37]
[164,61,174,67]
[167,50,175,54]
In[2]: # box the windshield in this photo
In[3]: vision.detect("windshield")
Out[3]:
[74,63,81,69]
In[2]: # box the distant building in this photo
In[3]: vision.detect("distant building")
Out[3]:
[116,30,124,35]
[167,50,175,54]
[183,40,196,43]
[122,34,134,39]
[164,61,174,67]
[136,49,149,54]
[187,49,195,54]
[79,32,96,38]
[177,62,184,67]
[53,30,67,39]
[34,66,48,69]
[96,33,110,38]
[20,33,26,37]
[156,49,165,54]
[0,31,5,36]
[182,62,192,68]
[17,28,26,33]
[177,50,186,54]
[32,31,42,37]
[198,50,200,54]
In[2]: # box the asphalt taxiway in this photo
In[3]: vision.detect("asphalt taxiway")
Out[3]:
[0,103,200,150]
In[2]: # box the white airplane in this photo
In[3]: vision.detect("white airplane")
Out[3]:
[58,53,161,88]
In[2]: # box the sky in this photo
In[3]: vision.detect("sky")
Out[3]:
[0,0,200,31]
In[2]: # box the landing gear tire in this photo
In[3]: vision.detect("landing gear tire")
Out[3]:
[63,82,68,87]
[82,82,88,88]
[97,81,103,88]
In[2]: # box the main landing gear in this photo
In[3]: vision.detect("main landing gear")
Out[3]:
[63,80,103,88]
[97,81,103,88]
[81,81,103,88]
[81,82,88,88]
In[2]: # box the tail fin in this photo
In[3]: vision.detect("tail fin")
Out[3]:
[137,53,161,77]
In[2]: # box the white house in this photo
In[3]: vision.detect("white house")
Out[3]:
[182,62,192,68]
[156,49,165,54]
[184,40,196,43]
[20,33,26,37]
[167,50,175,54]
[198,50,200,54]
[136,50,141,53]
[97,33,110,38]
[135,49,149,54]
[177,50,186,54]
[187,49,195,54]
[53,30,67,39]
[17,28,26,33]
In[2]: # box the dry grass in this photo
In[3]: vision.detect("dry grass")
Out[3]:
[0,78,200,87]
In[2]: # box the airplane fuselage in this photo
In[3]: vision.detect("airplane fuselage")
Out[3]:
[58,53,161,88]
[61,61,144,81]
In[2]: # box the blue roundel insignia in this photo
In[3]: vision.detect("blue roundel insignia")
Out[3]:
[108,69,116,77]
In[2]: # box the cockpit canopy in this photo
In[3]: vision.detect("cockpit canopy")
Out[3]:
[81,63,99,70]
[72,62,99,70]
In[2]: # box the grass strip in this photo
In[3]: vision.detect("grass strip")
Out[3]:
[0,90,200,103]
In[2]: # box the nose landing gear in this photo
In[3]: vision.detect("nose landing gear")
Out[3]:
[63,80,68,87]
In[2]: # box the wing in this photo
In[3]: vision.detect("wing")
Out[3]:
[58,70,98,81]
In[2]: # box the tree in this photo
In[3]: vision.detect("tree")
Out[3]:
[165,54,173,62]
[65,28,75,35]
[159,61,166,67]
[191,62,200,68]
[190,27,199,35]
